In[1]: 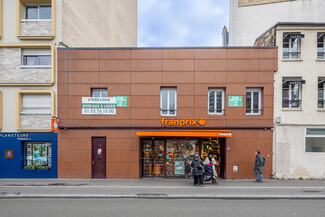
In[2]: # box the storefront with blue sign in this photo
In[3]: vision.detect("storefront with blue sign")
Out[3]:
[0,132,57,178]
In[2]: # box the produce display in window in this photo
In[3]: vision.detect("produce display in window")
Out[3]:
[166,139,197,177]
[25,142,52,170]
[142,140,153,177]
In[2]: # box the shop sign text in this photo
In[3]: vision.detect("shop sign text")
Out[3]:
[161,118,206,127]
[82,97,116,115]
[228,96,243,107]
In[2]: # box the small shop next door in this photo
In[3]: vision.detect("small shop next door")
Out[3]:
[92,137,106,179]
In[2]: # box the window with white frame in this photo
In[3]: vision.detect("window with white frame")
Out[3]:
[92,88,108,97]
[282,78,305,108]
[246,88,262,115]
[22,49,51,67]
[317,33,325,59]
[21,94,51,115]
[23,4,51,20]
[318,78,325,109]
[208,89,225,114]
[160,88,177,116]
[283,33,303,59]
[305,128,325,152]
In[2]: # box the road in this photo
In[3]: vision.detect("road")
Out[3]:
[0,199,324,217]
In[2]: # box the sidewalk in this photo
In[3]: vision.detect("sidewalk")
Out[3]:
[1,179,325,199]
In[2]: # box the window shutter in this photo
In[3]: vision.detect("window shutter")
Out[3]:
[21,94,51,115]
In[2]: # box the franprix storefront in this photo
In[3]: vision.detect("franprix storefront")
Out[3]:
[137,120,233,179]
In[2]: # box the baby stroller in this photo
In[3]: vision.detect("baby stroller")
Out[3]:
[203,164,218,185]
[185,163,192,179]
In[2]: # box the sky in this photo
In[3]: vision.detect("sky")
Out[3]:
[138,0,229,47]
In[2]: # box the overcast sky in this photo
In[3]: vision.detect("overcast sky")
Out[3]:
[138,0,229,47]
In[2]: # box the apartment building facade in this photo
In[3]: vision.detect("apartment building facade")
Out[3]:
[0,0,137,178]
[255,23,325,179]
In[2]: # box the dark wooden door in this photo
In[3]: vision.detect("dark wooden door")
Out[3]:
[92,138,106,179]
[219,139,226,179]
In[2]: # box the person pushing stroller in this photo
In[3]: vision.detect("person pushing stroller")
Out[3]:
[204,153,217,178]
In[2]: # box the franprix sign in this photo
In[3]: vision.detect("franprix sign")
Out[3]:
[82,97,116,115]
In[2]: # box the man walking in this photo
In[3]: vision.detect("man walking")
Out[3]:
[254,150,264,183]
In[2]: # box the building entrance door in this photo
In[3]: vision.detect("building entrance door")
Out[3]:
[92,137,106,179]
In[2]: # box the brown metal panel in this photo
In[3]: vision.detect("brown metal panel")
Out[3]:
[100,71,131,84]
[68,72,100,84]
[163,60,195,71]
[131,49,163,59]
[163,49,195,59]
[195,49,227,59]
[68,50,100,60]
[162,71,195,83]
[226,49,259,59]
[195,60,227,72]
[100,50,131,60]
[100,60,131,71]
[195,71,227,83]
[131,60,163,72]
[130,71,163,83]
[68,60,100,72]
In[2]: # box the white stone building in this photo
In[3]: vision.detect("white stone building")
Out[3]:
[255,23,325,179]
[229,0,325,46]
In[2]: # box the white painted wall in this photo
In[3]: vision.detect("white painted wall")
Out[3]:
[229,0,325,46]
[275,125,325,179]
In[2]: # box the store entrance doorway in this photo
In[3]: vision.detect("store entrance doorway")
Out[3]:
[92,137,106,179]
[200,138,226,178]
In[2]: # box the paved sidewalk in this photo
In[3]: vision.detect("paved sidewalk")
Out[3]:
[0,179,325,199]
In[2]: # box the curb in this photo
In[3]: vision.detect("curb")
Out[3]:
[1,194,325,200]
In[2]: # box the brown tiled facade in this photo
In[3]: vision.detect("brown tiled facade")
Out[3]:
[57,47,277,179]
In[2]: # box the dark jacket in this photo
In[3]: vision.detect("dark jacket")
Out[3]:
[254,154,264,174]
[191,157,204,176]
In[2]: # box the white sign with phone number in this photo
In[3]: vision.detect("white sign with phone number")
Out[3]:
[82,97,116,115]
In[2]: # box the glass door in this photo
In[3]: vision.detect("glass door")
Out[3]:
[153,140,165,177]
[142,139,153,177]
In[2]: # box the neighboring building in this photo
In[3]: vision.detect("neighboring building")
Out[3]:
[57,47,277,179]
[229,0,325,46]
[0,0,137,178]
[255,22,325,179]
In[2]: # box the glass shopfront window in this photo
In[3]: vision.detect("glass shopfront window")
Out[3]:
[141,137,226,178]
[166,139,198,177]
[24,142,52,170]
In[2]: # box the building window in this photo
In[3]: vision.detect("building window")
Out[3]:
[305,129,325,152]
[246,88,262,115]
[282,78,305,108]
[160,88,177,116]
[208,89,225,115]
[21,94,51,115]
[25,142,52,170]
[317,33,325,59]
[24,4,51,20]
[22,49,51,68]
[318,78,325,109]
[283,33,303,59]
[92,88,108,97]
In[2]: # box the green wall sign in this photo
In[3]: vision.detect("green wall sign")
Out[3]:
[113,96,127,107]
[228,96,243,107]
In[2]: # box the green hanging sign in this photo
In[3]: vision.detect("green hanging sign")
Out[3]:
[113,96,127,107]
[228,96,243,107]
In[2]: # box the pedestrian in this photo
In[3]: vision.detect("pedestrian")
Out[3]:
[254,150,264,183]
[204,153,217,178]
[191,152,204,187]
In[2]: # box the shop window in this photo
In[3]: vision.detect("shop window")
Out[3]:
[160,88,177,116]
[305,129,325,152]
[24,142,52,170]
[283,33,303,59]
[318,78,325,109]
[92,88,108,97]
[317,33,325,59]
[208,89,225,115]
[21,94,51,115]
[282,78,305,109]
[23,4,51,20]
[22,49,51,68]
[246,88,262,115]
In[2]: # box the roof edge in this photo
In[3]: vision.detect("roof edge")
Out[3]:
[57,46,277,50]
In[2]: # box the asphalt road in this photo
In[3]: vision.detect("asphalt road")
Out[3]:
[0,199,324,217]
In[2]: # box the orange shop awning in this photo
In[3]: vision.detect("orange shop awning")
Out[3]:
[136,130,232,138]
